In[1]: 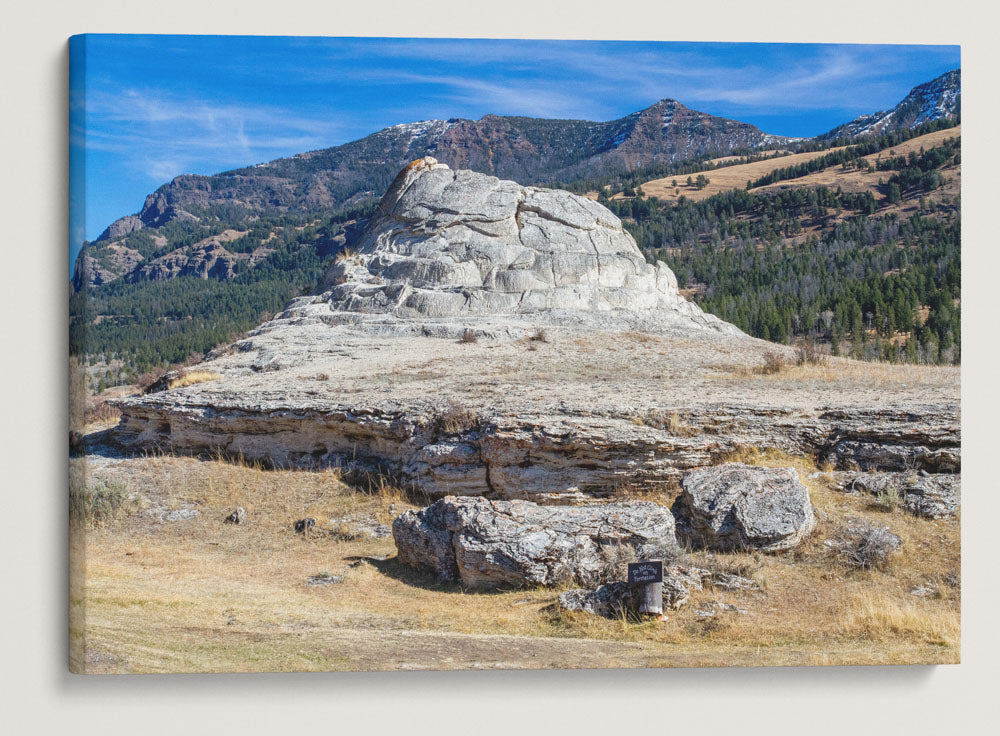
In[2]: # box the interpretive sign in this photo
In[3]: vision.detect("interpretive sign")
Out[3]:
[627,560,663,585]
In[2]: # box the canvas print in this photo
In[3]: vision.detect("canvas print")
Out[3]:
[68,36,961,673]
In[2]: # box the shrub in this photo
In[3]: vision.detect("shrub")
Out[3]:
[828,521,903,570]
[758,352,787,375]
[70,479,137,527]
[529,328,549,343]
[432,402,482,435]
[596,543,637,583]
[795,340,827,366]
[136,366,169,392]
[459,329,478,344]
[871,487,903,513]
[85,398,122,426]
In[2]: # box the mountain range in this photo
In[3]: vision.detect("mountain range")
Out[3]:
[73,69,960,292]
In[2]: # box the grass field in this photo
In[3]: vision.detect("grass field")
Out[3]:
[70,443,960,673]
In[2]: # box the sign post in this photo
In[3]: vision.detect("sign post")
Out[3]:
[627,560,664,616]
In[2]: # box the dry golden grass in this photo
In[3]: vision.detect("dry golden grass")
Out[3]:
[631,409,697,437]
[71,447,959,673]
[635,147,847,203]
[630,127,960,205]
[719,354,958,387]
[166,370,222,390]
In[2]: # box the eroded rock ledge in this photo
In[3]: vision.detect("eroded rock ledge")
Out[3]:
[114,395,959,503]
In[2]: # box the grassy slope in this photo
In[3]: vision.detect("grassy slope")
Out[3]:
[626,126,961,205]
[71,434,959,673]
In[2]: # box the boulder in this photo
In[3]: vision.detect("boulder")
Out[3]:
[392,496,679,588]
[675,463,815,551]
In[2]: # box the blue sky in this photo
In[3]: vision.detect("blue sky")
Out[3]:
[69,36,959,268]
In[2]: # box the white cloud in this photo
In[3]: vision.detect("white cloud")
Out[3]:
[81,87,343,179]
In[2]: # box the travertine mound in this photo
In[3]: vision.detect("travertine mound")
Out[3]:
[392,496,679,589]
[675,463,816,551]
[284,157,739,334]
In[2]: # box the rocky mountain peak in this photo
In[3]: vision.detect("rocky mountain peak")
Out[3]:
[820,68,960,139]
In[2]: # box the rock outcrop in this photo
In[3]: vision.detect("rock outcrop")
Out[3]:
[109,165,960,505]
[838,471,960,518]
[391,496,679,588]
[283,157,739,335]
[72,242,146,290]
[115,387,961,504]
[558,564,759,618]
[674,463,815,551]
[97,214,145,243]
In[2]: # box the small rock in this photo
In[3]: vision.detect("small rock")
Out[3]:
[707,571,759,592]
[559,564,714,618]
[306,573,344,586]
[558,582,635,618]
[225,507,247,525]
[294,517,317,534]
[329,514,392,540]
[662,564,711,609]
[163,508,199,522]
[717,602,749,614]
[909,584,938,598]
[837,472,959,518]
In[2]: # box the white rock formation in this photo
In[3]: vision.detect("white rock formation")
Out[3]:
[283,157,739,334]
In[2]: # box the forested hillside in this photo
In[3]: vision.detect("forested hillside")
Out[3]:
[600,129,961,363]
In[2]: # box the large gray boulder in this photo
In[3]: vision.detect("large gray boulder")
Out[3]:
[392,496,680,589]
[285,157,740,334]
[675,463,815,551]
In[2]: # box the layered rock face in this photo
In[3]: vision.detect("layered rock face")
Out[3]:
[392,496,679,589]
[285,157,738,334]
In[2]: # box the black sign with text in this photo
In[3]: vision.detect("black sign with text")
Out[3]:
[627,560,663,585]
